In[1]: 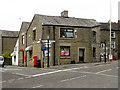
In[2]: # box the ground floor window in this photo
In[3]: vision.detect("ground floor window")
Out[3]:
[93,47,96,57]
[60,46,70,56]
[14,56,16,62]
[29,50,32,59]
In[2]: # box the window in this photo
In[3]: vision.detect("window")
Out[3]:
[33,30,36,40]
[93,47,96,57]
[101,43,105,49]
[111,42,115,49]
[29,50,32,59]
[60,46,70,56]
[93,31,96,42]
[60,28,74,38]
[22,35,24,44]
[111,32,115,38]
[14,56,16,62]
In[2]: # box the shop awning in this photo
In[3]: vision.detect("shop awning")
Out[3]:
[25,45,32,51]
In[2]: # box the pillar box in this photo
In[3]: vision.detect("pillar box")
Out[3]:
[33,56,37,67]
[109,55,113,61]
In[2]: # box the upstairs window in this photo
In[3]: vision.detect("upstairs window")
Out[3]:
[111,41,115,49]
[22,35,24,44]
[60,28,74,38]
[33,30,36,40]
[101,43,105,49]
[92,31,96,42]
[111,32,115,38]
[60,46,70,56]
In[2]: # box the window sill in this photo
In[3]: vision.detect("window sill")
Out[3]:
[59,38,74,40]
[60,56,71,59]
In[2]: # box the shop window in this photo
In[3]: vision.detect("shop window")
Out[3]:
[93,47,96,57]
[111,32,115,38]
[29,50,32,59]
[33,30,36,40]
[60,28,74,38]
[22,35,24,44]
[60,46,70,56]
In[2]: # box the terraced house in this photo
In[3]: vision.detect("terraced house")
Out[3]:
[19,10,101,67]
[100,23,120,61]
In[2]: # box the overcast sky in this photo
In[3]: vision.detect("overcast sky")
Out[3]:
[0,0,119,31]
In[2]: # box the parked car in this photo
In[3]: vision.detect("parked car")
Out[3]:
[0,56,4,67]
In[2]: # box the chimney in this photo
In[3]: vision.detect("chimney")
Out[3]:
[61,10,68,18]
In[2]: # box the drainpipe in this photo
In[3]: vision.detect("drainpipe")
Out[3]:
[53,26,55,66]
[25,32,27,67]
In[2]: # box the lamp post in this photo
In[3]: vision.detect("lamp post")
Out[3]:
[47,30,50,68]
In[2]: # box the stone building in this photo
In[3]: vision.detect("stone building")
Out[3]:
[0,30,19,55]
[100,23,120,61]
[18,11,101,67]
[18,22,30,66]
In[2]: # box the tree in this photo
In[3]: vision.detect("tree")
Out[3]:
[2,52,11,59]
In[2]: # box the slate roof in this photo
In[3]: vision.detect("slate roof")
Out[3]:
[20,22,30,33]
[100,23,119,31]
[36,14,100,27]
[0,30,19,37]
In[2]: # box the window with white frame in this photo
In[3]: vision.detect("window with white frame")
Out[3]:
[101,43,105,49]
[111,41,115,49]
[111,31,115,38]
[60,28,74,38]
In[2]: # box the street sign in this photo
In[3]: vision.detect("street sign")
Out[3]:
[41,46,46,51]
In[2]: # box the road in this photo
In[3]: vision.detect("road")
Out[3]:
[0,61,119,89]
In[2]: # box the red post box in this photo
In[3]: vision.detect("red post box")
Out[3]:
[33,56,37,67]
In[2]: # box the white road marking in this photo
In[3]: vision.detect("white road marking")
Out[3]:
[25,76,32,79]
[32,66,88,77]
[17,78,24,80]
[68,70,118,78]
[32,85,43,88]
[13,73,30,77]
[97,73,118,78]
[8,79,15,83]
[0,81,7,83]
[60,75,87,82]
[96,69,112,74]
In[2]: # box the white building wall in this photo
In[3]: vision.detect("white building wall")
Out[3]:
[11,39,19,65]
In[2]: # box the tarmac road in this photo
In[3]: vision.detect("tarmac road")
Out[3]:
[0,60,119,89]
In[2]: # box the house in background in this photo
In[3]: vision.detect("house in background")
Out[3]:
[100,23,120,60]
[0,30,19,65]
[11,39,19,65]
[18,10,101,67]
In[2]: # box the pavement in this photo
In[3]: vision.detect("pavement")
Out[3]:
[3,60,119,70]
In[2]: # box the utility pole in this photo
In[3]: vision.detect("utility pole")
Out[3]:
[109,0,112,61]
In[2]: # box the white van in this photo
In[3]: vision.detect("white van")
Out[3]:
[0,56,4,67]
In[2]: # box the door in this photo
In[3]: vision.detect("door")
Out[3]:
[79,49,85,63]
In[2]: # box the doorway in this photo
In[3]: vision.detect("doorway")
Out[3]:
[79,48,85,63]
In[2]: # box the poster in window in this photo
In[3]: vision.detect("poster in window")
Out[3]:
[65,49,69,56]
[61,50,65,56]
